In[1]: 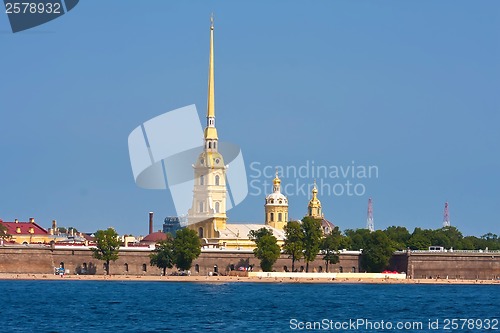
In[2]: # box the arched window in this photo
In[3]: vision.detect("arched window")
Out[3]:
[124,263,129,272]
[142,264,147,272]
[208,142,212,149]
[200,175,204,185]
[213,265,218,273]
[215,202,220,213]
[195,264,200,273]
[198,227,203,238]
[270,213,274,222]
[278,213,282,221]
[352,267,356,273]
[215,175,220,186]
[213,142,217,149]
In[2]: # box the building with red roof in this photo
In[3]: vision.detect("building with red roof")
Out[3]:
[0,218,51,244]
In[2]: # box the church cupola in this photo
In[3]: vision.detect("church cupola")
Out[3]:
[307,180,323,219]
[264,169,289,230]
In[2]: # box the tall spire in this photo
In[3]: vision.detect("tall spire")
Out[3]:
[204,13,218,146]
[273,168,281,193]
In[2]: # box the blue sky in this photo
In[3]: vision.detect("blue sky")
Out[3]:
[1,1,499,237]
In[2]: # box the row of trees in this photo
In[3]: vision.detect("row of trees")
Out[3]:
[249,220,500,273]
[346,226,500,252]
[250,217,349,273]
[90,227,201,275]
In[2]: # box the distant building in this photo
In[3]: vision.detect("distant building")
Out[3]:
[0,218,50,244]
[163,217,182,235]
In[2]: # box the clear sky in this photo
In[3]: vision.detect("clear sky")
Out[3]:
[1,1,499,237]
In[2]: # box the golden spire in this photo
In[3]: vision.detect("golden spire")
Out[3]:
[204,13,218,142]
[312,179,318,198]
[273,168,281,192]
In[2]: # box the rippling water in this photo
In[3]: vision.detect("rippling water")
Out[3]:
[1,280,498,332]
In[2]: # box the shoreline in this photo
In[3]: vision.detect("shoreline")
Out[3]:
[0,273,499,285]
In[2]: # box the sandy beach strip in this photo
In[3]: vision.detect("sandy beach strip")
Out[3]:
[0,273,499,285]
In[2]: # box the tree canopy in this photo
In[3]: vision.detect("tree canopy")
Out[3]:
[91,228,120,275]
[301,217,323,272]
[320,227,343,273]
[249,227,281,272]
[150,237,175,276]
[283,221,304,272]
[172,228,201,271]
[361,230,395,272]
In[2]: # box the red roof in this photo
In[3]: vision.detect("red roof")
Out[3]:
[0,219,49,235]
[141,231,168,243]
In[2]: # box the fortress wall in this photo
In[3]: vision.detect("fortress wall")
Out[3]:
[4,247,498,280]
[0,247,360,276]
[394,252,500,280]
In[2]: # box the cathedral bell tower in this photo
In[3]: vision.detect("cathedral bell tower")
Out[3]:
[187,15,228,234]
[307,180,323,219]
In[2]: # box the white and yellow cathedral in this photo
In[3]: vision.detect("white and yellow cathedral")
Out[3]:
[185,17,334,249]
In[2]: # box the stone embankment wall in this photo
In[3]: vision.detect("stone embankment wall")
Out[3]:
[0,246,360,276]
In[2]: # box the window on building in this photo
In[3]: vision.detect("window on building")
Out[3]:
[142,264,147,272]
[319,266,323,273]
[270,213,274,222]
[199,202,203,213]
[198,227,203,238]
[230,264,235,271]
[351,267,356,273]
[208,142,212,149]
[215,175,220,186]
[339,266,343,273]
[124,263,129,272]
[284,265,288,272]
[195,264,199,273]
[215,202,220,213]
[278,213,282,221]
[200,175,204,185]
[213,142,216,149]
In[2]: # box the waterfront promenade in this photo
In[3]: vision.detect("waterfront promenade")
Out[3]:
[0,273,498,285]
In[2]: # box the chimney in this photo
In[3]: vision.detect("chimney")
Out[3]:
[29,217,35,223]
[149,212,154,235]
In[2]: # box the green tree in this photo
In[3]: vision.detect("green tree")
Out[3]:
[344,228,371,251]
[407,228,432,250]
[91,228,120,275]
[150,237,175,276]
[282,221,304,272]
[249,227,281,272]
[361,230,395,272]
[383,226,411,250]
[301,217,323,272]
[321,227,343,272]
[172,228,201,271]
